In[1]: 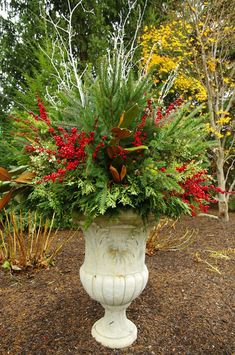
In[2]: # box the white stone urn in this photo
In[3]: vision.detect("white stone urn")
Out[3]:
[79,210,151,349]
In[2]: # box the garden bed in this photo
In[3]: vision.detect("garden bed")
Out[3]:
[0,213,234,354]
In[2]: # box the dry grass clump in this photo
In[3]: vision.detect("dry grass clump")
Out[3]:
[0,210,76,270]
[146,218,196,256]
[194,248,235,275]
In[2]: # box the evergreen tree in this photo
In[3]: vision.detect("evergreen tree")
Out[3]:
[0,0,180,115]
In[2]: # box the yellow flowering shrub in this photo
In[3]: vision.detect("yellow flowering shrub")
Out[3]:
[205,110,233,140]
[174,75,207,102]
[216,117,231,125]
[140,20,207,102]
[204,124,224,139]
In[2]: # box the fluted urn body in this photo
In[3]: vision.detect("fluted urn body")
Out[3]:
[79,211,149,349]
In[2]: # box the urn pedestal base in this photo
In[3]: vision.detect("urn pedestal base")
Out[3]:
[91,304,137,349]
[80,211,152,349]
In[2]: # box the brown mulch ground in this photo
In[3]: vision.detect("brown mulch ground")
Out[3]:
[0,212,234,355]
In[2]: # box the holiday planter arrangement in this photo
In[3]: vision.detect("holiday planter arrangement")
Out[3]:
[13,52,220,349]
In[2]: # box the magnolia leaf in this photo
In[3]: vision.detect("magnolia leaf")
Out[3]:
[119,112,125,127]
[0,167,11,181]
[120,165,127,181]
[107,147,113,159]
[111,127,132,139]
[0,191,13,210]
[109,165,121,183]
[119,104,140,128]
[14,172,35,183]
[124,145,148,152]
[9,165,28,174]
[107,145,148,160]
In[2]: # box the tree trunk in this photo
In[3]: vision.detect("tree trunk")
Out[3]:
[216,149,229,222]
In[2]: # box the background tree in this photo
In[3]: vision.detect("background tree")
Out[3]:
[0,0,48,116]
[0,0,180,115]
[140,0,235,221]
[140,19,207,103]
[184,0,235,221]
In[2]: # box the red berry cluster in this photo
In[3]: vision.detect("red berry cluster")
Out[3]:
[132,114,147,147]
[22,98,97,183]
[43,128,94,181]
[155,98,183,125]
[29,97,51,126]
[154,108,163,124]
[165,98,183,117]
[37,97,51,126]
[178,170,218,216]
[25,145,36,153]
[176,163,187,173]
